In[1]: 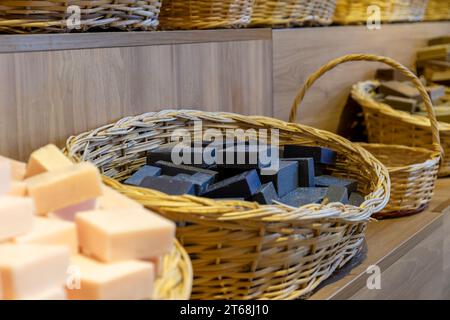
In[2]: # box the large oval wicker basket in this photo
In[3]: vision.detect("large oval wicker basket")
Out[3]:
[249,0,337,28]
[0,0,162,33]
[159,0,253,30]
[290,54,442,218]
[333,0,427,25]
[66,110,389,300]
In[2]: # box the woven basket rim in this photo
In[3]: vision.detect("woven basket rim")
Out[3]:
[66,109,391,223]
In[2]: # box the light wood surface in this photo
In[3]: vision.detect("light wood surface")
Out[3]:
[310,178,450,300]
[273,22,450,132]
[0,39,272,161]
[0,29,272,53]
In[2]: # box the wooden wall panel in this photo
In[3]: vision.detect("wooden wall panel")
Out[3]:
[0,39,272,160]
[273,22,450,132]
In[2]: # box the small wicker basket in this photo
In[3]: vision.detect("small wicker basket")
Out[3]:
[352,80,450,179]
[333,0,428,25]
[0,0,162,33]
[66,109,390,299]
[159,0,253,30]
[424,0,450,21]
[249,0,337,28]
[290,54,442,218]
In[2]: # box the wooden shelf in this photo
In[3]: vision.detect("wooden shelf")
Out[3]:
[0,29,271,53]
[310,178,450,300]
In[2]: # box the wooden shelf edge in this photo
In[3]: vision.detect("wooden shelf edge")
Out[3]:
[309,178,450,300]
[0,28,272,54]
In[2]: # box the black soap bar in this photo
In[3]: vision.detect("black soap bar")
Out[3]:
[251,182,279,205]
[216,144,276,169]
[124,165,162,186]
[280,187,328,207]
[260,161,298,198]
[140,176,196,195]
[349,192,365,207]
[147,147,211,168]
[202,170,261,199]
[173,172,214,194]
[379,81,421,100]
[323,186,349,204]
[384,95,417,113]
[154,161,218,180]
[283,145,337,165]
[281,157,314,187]
[315,175,358,194]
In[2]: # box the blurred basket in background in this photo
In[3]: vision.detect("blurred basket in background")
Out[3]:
[333,0,428,25]
[424,0,450,21]
[0,0,162,33]
[249,0,337,28]
[159,0,253,30]
[290,54,442,218]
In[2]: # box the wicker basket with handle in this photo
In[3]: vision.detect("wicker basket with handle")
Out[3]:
[159,0,253,30]
[333,0,428,25]
[0,0,162,33]
[65,109,390,299]
[249,0,337,28]
[290,54,442,218]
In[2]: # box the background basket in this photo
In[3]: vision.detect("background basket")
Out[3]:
[0,0,162,34]
[290,54,442,217]
[333,0,428,25]
[249,0,337,28]
[352,80,450,178]
[159,0,252,30]
[66,110,389,300]
[424,0,450,21]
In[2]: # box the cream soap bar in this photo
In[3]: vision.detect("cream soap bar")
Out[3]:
[0,196,34,242]
[51,199,98,222]
[0,156,26,181]
[8,181,27,197]
[0,159,11,195]
[98,185,143,210]
[23,286,67,300]
[67,255,154,300]
[0,244,69,300]
[26,162,102,215]
[76,208,175,262]
[13,217,78,254]
[26,144,72,178]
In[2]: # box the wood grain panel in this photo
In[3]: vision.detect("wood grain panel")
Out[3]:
[273,22,450,132]
[0,29,272,53]
[310,178,450,300]
[350,224,444,300]
[0,39,272,161]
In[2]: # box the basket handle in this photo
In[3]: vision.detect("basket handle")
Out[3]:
[289,54,443,156]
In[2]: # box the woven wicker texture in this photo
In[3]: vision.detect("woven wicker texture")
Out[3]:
[424,0,450,21]
[0,0,161,33]
[353,80,450,178]
[249,0,336,27]
[65,110,390,300]
[159,0,253,30]
[290,54,442,217]
[147,237,193,300]
[333,0,427,24]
